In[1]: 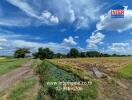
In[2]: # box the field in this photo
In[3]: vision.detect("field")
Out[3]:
[48,57,132,100]
[49,57,132,73]
[0,57,132,100]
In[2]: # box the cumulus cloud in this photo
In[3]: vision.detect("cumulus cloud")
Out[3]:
[10,38,77,53]
[11,40,69,53]
[0,39,70,55]
[96,7,132,32]
[40,11,59,24]
[0,31,78,55]
[0,38,7,42]
[63,36,77,45]
[107,42,132,55]
[86,32,105,49]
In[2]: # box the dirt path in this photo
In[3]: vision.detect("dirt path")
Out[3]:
[0,60,33,92]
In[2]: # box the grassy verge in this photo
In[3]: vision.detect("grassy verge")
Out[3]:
[32,59,43,70]
[7,77,36,100]
[36,61,97,100]
[117,64,132,79]
[0,57,6,60]
[0,58,29,75]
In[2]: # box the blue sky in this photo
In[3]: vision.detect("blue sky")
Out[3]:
[0,0,132,55]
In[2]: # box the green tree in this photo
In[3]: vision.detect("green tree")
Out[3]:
[80,52,87,57]
[67,48,79,58]
[14,48,30,58]
[33,48,54,60]
[54,53,64,58]
[86,51,101,57]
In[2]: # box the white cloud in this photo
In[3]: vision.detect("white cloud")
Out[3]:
[99,42,104,45]
[0,32,78,55]
[10,36,77,53]
[0,39,71,55]
[0,7,30,27]
[63,36,77,45]
[0,47,3,50]
[0,0,59,27]
[0,37,8,47]
[11,40,69,52]
[40,12,59,25]
[96,8,132,32]
[49,15,59,24]
[107,42,132,55]
[86,32,105,48]
[7,0,38,18]
[68,9,76,23]
[41,11,51,19]
[4,0,101,28]
[0,29,36,40]
[0,38,7,42]
[76,16,90,30]
[0,30,67,55]
[39,11,59,24]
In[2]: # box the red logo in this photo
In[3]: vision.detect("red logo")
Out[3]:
[111,10,124,15]
[110,5,125,18]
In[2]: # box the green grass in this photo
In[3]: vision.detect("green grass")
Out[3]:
[32,59,43,70]
[8,77,36,100]
[36,61,97,100]
[117,64,132,79]
[0,58,29,75]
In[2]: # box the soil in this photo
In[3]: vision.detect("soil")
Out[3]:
[0,60,33,92]
[79,63,132,100]
[0,60,40,100]
[0,59,132,100]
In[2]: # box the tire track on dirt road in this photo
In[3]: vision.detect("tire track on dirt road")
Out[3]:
[0,60,34,92]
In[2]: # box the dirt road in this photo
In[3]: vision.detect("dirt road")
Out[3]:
[0,60,33,92]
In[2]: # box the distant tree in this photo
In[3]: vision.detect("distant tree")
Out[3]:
[33,48,54,60]
[67,48,79,58]
[86,51,101,57]
[112,54,119,57]
[14,48,30,58]
[101,53,111,57]
[54,53,66,58]
[79,52,87,57]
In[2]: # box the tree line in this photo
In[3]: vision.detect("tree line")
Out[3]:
[14,48,131,60]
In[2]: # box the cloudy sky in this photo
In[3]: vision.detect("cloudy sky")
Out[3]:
[0,0,132,55]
